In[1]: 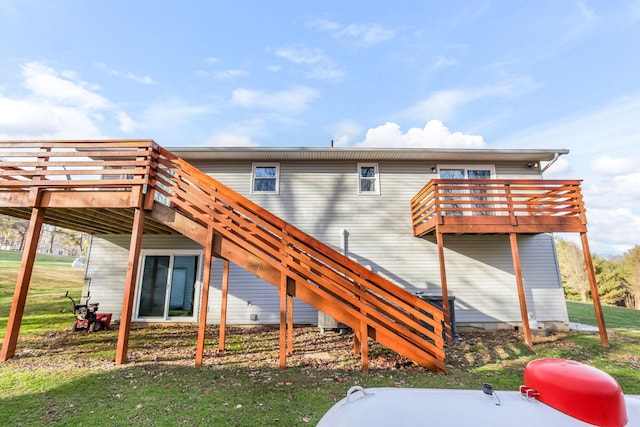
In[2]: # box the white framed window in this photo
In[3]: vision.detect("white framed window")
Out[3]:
[437,165,495,216]
[357,163,380,195]
[134,250,202,322]
[251,163,280,194]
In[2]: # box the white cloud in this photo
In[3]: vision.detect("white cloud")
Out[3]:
[355,120,485,148]
[94,62,155,84]
[330,121,363,147]
[591,155,636,176]
[140,99,213,129]
[199,69,249,79]
[117,111,137,133]
[273,47,326,64]
[271,46,344,81]
[22,62,110,109]
[402,77,538,121]
[309,20,395,47]
[0,61,136,139]
[495,95,640,256]
[230,86,319,113]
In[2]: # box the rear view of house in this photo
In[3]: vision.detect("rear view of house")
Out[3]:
[0,141,608,371]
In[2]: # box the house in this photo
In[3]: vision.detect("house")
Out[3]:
[0,141,608,371]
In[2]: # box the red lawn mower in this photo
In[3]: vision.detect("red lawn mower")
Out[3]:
[64,291,112,332]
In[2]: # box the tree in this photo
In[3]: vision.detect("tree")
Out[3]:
[622,246,640,309]
[556,238,590,302]
[593,255,627,306]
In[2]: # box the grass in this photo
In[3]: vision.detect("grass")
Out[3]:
[566,300,640,330]
[1,250,639,426]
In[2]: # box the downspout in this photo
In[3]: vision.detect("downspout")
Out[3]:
[541,152,560,174]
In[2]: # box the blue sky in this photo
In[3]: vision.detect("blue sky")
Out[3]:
[0,1,639,256]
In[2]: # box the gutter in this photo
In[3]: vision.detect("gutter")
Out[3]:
[541,152,562,173]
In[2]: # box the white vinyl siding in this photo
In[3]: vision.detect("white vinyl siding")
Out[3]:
[85,159,567,327]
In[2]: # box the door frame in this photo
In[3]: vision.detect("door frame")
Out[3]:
[133,249,203,322]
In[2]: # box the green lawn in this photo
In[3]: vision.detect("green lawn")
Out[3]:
[566,300,640,330]
[1,250,639,426]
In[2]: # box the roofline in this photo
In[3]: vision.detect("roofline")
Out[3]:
[168,147,570,162]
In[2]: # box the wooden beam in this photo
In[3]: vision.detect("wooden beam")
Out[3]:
[436,231,452,342]
[115,208,145,365]
[279,272,287,370]
[509,233,532,348]
[360,321,369,372]
[287,293,294,355]
[0,202,45,361]
[195,227,215,366]
[580,232,609,347]
[218,259,230,352]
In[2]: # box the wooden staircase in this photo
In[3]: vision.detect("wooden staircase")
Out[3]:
[0,140,446,371]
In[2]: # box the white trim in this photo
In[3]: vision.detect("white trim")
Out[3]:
[134,249,202,322]
[251,163,280,194]
[357,163,380,195]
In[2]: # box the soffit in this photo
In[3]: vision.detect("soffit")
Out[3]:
[169,147,569,163]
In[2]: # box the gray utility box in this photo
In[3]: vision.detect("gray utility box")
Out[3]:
[318,311,348,334]
[418,295,456,338]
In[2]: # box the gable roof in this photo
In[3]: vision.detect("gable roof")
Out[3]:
[169,147,569,163]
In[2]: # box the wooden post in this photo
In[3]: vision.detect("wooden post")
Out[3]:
[279,272,287,370]
[509,233,533,347]
[287,294,294,355]
[195,227,215,366]
[1,202,45,361]
[580,232,609,347]
[436,231,452,342]
[360,321,369,372]
[115,208,145,365]
[218,259,230,352]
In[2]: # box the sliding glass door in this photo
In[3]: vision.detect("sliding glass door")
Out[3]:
[136,252,200,321]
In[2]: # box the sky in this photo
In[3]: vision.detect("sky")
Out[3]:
[0,1,639,256]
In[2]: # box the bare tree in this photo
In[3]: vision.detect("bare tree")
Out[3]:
[556,238,591,302]
[623,246,640,310]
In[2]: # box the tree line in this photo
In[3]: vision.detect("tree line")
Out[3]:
[0,215,87,258]
[557,238,640,310]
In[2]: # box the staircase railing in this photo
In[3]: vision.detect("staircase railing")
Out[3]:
[0,140,446,371]
[151,146,446,371]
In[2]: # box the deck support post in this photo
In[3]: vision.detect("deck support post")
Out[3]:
[287,294,294,355]
[509,233,533,348]
[580,232,609,347]
[218,259,230,352]
[360,321,369,372]
[195,227,215,366]
[1,200,45,362]
[279,272,288,370]
[115,207,145,365]
[436,231,452,342]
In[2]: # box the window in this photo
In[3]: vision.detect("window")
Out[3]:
[252,163,279,193]
[358,163,380,195]
[438,166,494,216]
[135,251,201,321]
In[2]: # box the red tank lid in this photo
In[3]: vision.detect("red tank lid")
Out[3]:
[523,358,628,427]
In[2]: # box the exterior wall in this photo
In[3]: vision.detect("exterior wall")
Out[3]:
[84,157,568,328]
[84,234,318,325]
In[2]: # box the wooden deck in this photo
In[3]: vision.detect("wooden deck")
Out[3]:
[0,140,447,372]
[411,179,587,236]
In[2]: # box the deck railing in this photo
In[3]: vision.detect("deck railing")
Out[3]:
[411,179,587,236]
[0,140,446,371]
[152,146,446,370]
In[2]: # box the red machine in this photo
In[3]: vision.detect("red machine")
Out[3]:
[64,291,112,332]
